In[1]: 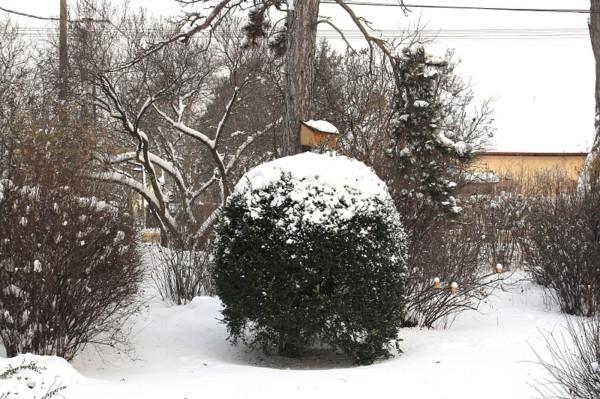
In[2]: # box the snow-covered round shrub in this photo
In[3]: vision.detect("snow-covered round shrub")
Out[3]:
[213,152,407,365]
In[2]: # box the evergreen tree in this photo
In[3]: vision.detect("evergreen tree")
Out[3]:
[312,45,491,215]
[389,46,475,215]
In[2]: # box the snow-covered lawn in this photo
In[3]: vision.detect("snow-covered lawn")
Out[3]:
[1,272,569,399]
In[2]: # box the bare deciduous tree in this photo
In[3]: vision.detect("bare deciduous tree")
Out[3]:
[84,13,280,246]
[85,0,408,157]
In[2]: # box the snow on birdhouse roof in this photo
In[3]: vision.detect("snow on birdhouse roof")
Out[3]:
[302,120,339,135]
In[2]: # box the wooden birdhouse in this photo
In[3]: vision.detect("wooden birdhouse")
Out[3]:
[300,120,340,152]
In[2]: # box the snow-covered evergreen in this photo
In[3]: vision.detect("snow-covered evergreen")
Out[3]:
[214,152,407,364]
[389,46,475,215]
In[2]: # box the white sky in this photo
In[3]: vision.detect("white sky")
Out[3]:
[1,0,594,152]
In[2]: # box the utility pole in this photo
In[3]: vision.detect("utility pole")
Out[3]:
[59,0,68,102]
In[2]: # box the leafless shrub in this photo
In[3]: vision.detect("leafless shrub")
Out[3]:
[0,360,66,399]
[467,168,600,317]
[535,316,600,399]
[462,168,576,275]
[472,192,529,271]
[520,189,600,316]
[402,197,507,328]
[0,122,143,360]
[494,167,579,198]
[150,245,215,305]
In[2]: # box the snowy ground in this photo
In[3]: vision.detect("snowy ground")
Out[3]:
[1,269,571,399]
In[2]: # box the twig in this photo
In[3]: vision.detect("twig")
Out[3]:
[0,5,107,23]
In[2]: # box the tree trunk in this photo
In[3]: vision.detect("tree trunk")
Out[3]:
[281,0,320,156]
[581,0,600,187]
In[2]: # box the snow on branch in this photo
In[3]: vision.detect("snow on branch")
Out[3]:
[88,170,179,236]
[96,151,188,199]
[94,57,275,246]
[225,118,281,174]
[153,105,216,149]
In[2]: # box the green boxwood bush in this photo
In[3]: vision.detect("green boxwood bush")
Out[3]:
[213,153,407,365]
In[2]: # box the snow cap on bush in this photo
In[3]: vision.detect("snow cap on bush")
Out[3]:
[214,152,408,365]
[233,152,393,227]
[234,151,389,198]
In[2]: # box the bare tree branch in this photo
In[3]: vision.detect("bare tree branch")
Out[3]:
[332,0,396,73]
[317,19,357,54]
[0,5,107,23]
[110,0,243,72]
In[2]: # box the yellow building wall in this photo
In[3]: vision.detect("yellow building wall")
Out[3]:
[472,153,587,182]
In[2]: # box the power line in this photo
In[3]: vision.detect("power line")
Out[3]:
[321,0,594,14]
[323,27,590,40]
[13,27,590,41]
[14,27,589,32]
[1,1,594,23]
